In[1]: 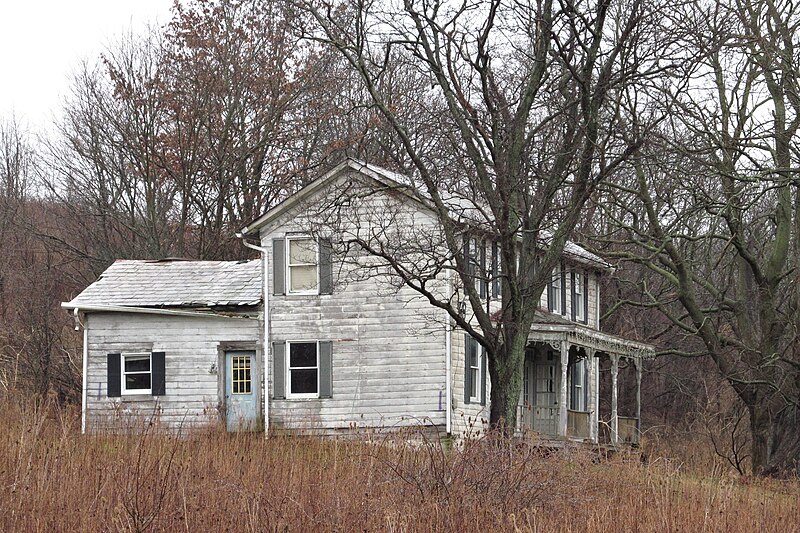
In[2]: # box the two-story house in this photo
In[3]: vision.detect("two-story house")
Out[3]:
[63,159,654,445]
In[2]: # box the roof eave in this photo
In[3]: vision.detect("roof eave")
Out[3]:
[61,302,260,319]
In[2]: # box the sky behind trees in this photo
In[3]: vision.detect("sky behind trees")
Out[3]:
[0,0,171,128]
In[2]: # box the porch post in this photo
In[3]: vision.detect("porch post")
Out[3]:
[635,357,642,442]
[611,354,620,446]
[587,349,597,443]
[559,341,569,438]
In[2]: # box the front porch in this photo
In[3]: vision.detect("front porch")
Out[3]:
[516,321,654,447]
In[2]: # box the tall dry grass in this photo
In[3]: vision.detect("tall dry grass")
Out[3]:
[0,395,798,532]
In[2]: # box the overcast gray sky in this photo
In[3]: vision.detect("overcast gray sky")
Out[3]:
[0,0,173,130]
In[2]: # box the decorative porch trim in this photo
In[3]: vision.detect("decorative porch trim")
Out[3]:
[528,323,655,359]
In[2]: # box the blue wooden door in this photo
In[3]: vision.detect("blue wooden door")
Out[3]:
[225,351,258,431]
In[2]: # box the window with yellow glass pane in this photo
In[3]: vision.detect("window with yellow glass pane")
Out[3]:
[231,355,251,394]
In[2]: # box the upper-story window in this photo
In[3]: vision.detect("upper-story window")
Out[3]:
[288,237,318,293]
[573,272,585,322]
[548,266,564,315]
[273,236,333,296]
[462,235,488,298]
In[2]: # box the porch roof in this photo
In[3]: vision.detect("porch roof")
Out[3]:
[530,312,655,359]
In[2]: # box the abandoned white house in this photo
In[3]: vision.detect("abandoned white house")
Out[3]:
[63,159,654,444]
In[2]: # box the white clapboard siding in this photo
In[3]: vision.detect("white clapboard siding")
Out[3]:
[262,171,448,434]
[85,312,259,432]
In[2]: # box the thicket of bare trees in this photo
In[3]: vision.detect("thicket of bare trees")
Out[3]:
[0,0,797,475]
[587,0,800,475]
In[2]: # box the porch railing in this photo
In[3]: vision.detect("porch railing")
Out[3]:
[567,410,590,440]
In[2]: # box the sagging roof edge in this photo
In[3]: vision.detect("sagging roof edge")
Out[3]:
[61,302,259,320]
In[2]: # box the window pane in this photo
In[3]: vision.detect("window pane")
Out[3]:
[290,343,317,367]
[291,369,318,394]
[126,373,151,390]
[232,356,251,394]
[470,368,479,398]
[124,356,150,373]
[289,239,316,264]
[290,265,317,291]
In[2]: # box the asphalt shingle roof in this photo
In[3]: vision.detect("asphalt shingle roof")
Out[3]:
[64,259,262,309]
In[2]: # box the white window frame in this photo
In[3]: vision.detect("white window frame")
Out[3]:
[286,236,319,295]
[551,267,562,314]
[468,237,481,294]
[570,358,586,411]
[121,352,152,395]
[286,341,320,399]
[574,270,585,322]
[469,343,483,403]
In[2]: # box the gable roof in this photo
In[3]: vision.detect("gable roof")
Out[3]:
[239,158,611,271]
[238,158,422,237]
[63,259,262,309]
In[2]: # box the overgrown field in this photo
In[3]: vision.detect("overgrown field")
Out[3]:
[0,397,797,532]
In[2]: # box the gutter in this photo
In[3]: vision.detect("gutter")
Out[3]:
[74,308,88,434]
[237,233,271,438]
[445,268,452,435]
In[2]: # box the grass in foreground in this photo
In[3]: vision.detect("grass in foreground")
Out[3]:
[0,397,798,532]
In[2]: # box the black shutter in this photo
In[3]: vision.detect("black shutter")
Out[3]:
[547,266,555,312]
[319,238,333,295]
[319,341,332,398]
[464,334,472,405]
[491,241,499,298]
[479,240,487,298]
[571,271,577,321]
[273,342,286,399]
[480,344,487,406]
[560,263,567,316]
[273,238,285,295]
[107,353,121,398]
[583,273,589,324]
[151,351,166,396]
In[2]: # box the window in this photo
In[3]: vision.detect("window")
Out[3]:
[468,238,481,294]
[570,358,587,411]
[231,355,252,394]
[469,343,482,402]
[122,353,151,395]
[549,267,563,314]
[573,272,585,322]
[287,237,317,293]
[288,342,318,397]
[464,335,485,405]
[491,241,501,298]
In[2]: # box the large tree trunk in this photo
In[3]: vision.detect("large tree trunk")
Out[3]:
[747,395,800,476]
[487,335,528,433]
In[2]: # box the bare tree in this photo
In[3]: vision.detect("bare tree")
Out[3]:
[594,0,800,475]
[301,0,667,429]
